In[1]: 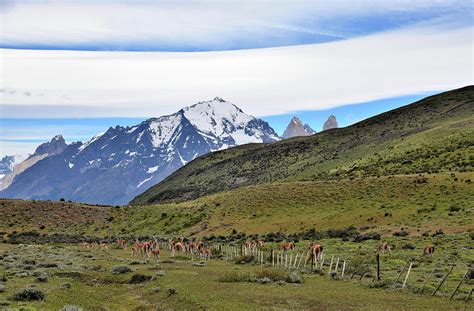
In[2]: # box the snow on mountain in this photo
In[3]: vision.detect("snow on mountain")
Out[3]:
[0,98,279,205]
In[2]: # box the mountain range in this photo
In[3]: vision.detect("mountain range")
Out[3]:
[131,86,474,205]
[0,98,279,205]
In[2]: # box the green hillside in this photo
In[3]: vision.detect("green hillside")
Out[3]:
[132,86,474,205]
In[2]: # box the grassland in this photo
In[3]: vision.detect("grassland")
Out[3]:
[0,235,472,310]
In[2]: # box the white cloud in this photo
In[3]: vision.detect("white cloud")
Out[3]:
[0,0,470,50]
[1,22,472,118]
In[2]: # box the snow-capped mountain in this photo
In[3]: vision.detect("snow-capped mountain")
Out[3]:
[0,135,68,190]
[282,116,316,139]
[0,98,279,205]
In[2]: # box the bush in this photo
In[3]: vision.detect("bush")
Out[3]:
[60,305,84,311]
[234,254,254,264]
[352,232,380,242]
[0,284,5,293]
[13,288,45,301]
[287,271,303,284]
[167,287,177,296]
[127,274,152,284]
[34,272,48,283]
[393,230,409,237]
[112,265,132,274]
[218,271,249,283]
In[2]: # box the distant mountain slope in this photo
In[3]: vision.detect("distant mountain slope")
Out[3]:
[131,86,474,205]
[0,98,279,205]
[0,135,67,190]
[282,117,316,138]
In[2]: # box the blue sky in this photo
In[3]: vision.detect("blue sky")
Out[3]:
[0,1,472,156]
[0,93,434,157]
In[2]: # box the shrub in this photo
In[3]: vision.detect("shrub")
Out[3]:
[112,265,132,274]
[234,254,254,264]
[218,271,249,283]
[12,288,45,301]
[34,272,48,283]
[127,274,152,284]
[393,230,409,237]
[0,284,5,293]
[287,271,303,284]
[60,305,84,311]
[167,287,177,296]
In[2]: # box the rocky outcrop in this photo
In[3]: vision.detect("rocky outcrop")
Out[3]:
[282,117,316,139]
[323,115,338,131]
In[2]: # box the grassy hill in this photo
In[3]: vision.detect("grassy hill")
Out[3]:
[131,86,474,205]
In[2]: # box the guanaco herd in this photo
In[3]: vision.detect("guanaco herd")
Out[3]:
[81,238,212,263]
[80,238,436,264]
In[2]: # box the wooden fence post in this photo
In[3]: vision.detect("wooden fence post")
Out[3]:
[341,260,346,277]
[432,266,454,296]
[328,255,334,273]
[335,257,340,274]
[376,253,380,281]
[392,262,409,288]
[449,270,469,300]
[298,252,304,268]
[420,267,436,294]
[402,262,413,289]
[465,288,473,302]
[320,256,325,270]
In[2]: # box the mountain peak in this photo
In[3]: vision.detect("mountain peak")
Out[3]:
[323,115,338,131]
[33,135,67,157]
[282,116,316,139]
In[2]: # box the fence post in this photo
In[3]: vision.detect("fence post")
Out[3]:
[320,256,325,270]
[328,255,334,273]
[341,260,347,277]
[376,253,380,281]
[335,257,340,274]
[449,270,469,300]
[392,262,409,288]
[402,262,413,289]
[420,267,437,293]
[432,266,454,296]
[465,288,473,302]
[298,252,304,268]
[293,253,299,268]
[272,250,275,266]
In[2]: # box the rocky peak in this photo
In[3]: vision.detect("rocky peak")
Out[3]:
[282,116,316,139]
[323,115,338,131]
[32,135,68,157]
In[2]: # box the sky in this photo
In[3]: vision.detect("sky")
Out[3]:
[0,0,473,156]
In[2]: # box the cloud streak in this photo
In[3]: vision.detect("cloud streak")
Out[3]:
[0,0,470,51]
[1,22,472,119]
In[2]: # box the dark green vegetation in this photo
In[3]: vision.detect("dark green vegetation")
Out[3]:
[0,237,472,310]
[132,86,474,205]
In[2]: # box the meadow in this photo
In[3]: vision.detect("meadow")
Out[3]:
[0,233,472,310]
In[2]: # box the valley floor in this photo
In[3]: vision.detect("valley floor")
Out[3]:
[0,234,472,310]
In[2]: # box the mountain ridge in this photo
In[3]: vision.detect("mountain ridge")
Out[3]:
[131,86,474,205]
[0,98,279,205]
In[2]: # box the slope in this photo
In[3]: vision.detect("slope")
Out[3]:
[132,86,474,205]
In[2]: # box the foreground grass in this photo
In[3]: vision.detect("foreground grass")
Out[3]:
[0,236,472,310]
